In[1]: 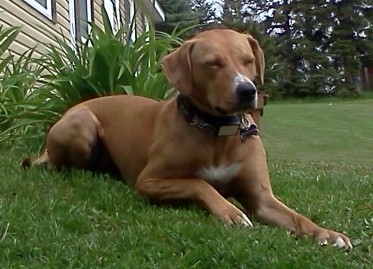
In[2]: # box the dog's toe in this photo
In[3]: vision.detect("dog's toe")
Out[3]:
[319,239,328,246]
[220,203,253,227]
[241,213,253,227]
[332,236,353,250]
[233,213,253,227]
[317,231,353,251]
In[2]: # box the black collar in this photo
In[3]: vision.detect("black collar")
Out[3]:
[176,95,259,141]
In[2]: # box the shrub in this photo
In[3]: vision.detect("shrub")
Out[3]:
[0,26,44,149]
[0,8,189,150]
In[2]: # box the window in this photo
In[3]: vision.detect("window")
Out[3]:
[142,14,150,33]
[104,0,120,33]
[69,0,93,44]
[69,0,76,48]
[125,0,136,41]
[23,0,55,20]
[77,0,93,41]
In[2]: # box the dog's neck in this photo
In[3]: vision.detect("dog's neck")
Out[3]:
[176,95,259,140]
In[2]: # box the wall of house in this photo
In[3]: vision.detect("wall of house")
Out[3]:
[0,0,70,57]
[0,0,160,58]
[136,11,147,35]
[93,0,104,29]
[0,0,119,58]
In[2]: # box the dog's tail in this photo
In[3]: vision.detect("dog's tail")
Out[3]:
[21,157,32,169]
[21,150,49,169]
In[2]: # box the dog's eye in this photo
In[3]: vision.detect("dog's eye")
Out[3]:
[204,60,223,69]
[244,59,254,66]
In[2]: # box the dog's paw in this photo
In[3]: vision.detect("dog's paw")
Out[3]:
[219,205,253,227]
[316,229,353,251]
[236,212,253,227]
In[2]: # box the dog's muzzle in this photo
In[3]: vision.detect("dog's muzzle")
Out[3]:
[236,82,257,102]
[233,75,257,109]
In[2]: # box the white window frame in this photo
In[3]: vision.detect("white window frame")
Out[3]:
[104,0,120,33]
[144,16,150,33]
[128,0,136,41]
[153,0,165,21]
[68,0,93,45]
[23,0,53,20]
[80,0,93,44]
[68,0,76,49]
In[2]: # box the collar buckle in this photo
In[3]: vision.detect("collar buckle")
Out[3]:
[239,114,259,141]
[177,95,259,139]
[190,115,216,134]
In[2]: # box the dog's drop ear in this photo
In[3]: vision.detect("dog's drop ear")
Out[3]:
[247,35,265,85]
[161,41,195,96]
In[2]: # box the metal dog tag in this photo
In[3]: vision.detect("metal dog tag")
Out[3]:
[217,124,240,136]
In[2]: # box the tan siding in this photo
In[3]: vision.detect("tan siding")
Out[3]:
[0,0,70,57]
[0,0,164,57]
[123,0,128,23]
[135,12,144,36]
[57,2,70,26]
[7,41,33,56]
[119,0,126,26]
[121,0,150,34]
[93,0,104,30]
[0,19,12,28]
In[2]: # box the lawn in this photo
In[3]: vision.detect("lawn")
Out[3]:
[0,99,372,268]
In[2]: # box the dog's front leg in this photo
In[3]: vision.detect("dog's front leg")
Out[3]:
[232,137,352,249]
[234,170,352,250]
[136,177,253,227]
[254,194,352,249]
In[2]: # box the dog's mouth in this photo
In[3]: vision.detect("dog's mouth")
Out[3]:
[215,103,256,116]
[215,107,229,115]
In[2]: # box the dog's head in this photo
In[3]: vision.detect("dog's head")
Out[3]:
[161,29,265,116]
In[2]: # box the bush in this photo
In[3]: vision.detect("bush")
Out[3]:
[0,26,45,149]
[0,8,188,150]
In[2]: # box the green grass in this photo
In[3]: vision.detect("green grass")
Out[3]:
[261,99,373,164]
[1,100,372,268]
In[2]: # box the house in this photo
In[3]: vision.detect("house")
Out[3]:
[0,0,165,57]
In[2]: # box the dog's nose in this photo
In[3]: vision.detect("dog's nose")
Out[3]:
[236,82,257,101]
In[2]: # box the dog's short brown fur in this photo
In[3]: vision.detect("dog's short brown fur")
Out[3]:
[33,29,352,249]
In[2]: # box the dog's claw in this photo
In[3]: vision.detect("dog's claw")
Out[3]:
[232,213,253,227]
[241,213,253,227]
[318,235,352,251]
[319,239,328,246]
[220,203,253,228]
[332,237,353,250]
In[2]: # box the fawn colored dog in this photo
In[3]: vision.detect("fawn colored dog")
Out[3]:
[31,29,352,250]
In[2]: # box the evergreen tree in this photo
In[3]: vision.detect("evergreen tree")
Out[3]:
[328,0,373,94]
[157,0,372,97]
[190,0,218,25]
[155,0,198,36]
[221,0,244,25]
[243,0,373,97]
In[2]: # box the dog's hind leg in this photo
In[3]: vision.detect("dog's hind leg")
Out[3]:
[33,150,50,167]
[46,106,102,170]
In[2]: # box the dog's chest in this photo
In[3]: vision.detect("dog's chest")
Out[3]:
[195,163,241,185]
